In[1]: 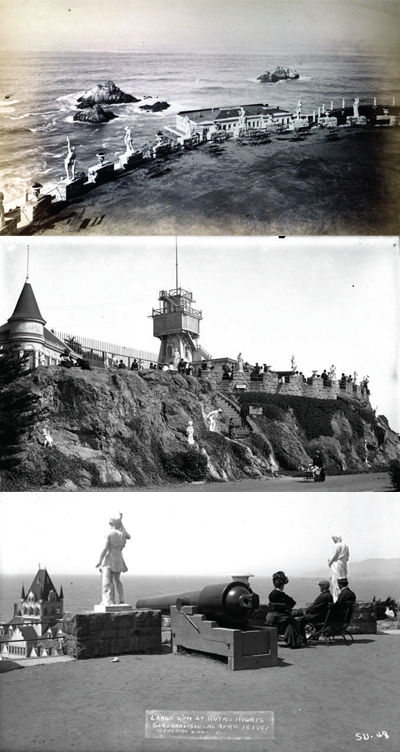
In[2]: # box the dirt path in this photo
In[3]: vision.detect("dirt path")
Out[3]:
[0,633,399,752]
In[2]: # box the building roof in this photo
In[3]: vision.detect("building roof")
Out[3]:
[178,103,291,124]
[8,281,45,325]
[16,626,38,643]
[25,569,60,602]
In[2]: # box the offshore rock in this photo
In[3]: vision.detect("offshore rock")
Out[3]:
[257,66,299,83]
[76,80,139,108]
[139,101,170,112]
[73,104,118,123]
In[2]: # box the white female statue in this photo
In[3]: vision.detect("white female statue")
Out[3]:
[237,353,244,373]
[96,513,131,606]
[207,408,222,432]
[328,535,350,601]
[65,137,77,181]
[124,127,134,155]
[186,420,195,445]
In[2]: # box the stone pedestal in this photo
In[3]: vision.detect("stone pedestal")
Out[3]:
[87,162,115,184]
[119,152,144,170]
[94,603,132,613]
[24,194,53,222]
[62,609,162,659]
[57,176,86,201]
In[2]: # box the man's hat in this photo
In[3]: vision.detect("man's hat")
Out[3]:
[318,580,330,588]
[338,578,348,586]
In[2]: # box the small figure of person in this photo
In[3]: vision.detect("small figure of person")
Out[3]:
[131,359,139,370]
[239,403,249,428]
[64,136,77,182]
[0,191,5,231]
[186,420,195,445]
[228,418,236,439]
[207,408,222,432]
[328,536,350,601]
[95,513,131,606]
[237,353,244,373]
[266,571,305,648]
[312,450,325,482]
[118,359,126,369]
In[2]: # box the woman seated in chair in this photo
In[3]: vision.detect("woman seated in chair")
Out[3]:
[266,571,306,648]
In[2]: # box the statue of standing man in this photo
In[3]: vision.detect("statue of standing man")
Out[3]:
[65,136,77,182]
[96,513,131,606]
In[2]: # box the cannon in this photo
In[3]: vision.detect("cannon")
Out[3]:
[136,581,278,671]
[136,581,259,629]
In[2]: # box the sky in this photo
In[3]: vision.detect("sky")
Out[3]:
[1,0,399,54]
[0,235,399,431]
[0,492,399,576]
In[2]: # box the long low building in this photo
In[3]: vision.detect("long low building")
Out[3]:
[165,102,293,142]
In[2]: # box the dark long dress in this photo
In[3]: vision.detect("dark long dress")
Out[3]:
[267,588,305,648]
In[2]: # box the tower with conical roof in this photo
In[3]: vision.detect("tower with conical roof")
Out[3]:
[0,268,73,367]
[15,568,64,636]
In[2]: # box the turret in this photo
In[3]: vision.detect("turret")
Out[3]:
[151,287,204,365]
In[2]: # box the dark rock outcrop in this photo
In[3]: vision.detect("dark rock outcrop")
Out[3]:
[257,66,299,83]
[76,80,139,108]
[139,101,170,113]
[73,104,118,123]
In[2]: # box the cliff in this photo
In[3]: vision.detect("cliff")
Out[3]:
[0,367,398,490]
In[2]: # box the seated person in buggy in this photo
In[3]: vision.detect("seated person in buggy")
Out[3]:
[266,571,306,648]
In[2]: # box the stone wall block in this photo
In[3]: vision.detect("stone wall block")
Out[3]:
[62,610,162,659]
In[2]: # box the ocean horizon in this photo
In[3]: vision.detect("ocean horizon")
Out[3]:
[1,572,399,623]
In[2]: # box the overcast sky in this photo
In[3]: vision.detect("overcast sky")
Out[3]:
[1,236,399,431]
[1,0,399,54]
[0,492,399,576]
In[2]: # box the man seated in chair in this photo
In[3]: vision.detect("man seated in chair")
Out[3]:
[303,580,333,626]
[330,578,356,621]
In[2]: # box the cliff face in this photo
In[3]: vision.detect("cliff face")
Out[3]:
[0,368,398,490]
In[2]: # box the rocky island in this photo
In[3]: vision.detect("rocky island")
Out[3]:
[73,104,118,123]
[76,80,140,108]
[139,101,170,113]
[257,66,299,82]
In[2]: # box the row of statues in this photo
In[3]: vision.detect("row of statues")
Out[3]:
[63,128,136,182]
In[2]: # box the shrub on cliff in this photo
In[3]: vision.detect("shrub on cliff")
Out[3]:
[388,459,400,491]
[162,448,208,482]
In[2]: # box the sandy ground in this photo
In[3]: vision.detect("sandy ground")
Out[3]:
[0,632,399,752]
[76,472,393,493]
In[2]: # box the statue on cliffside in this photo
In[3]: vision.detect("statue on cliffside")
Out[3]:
[0,191,5,230]
[186,420,195,445]
[64,136,77,182]
[96,513,131,606]
[291,354,297,372]
[296,100,302,118]
[124,126,134,155]
[207,408,222,432]
[173,348,180,369]
[237,353,244,372]
[329,365,336,380]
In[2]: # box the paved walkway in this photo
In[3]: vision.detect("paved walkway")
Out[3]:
[0,634,399,752]
[90,472,393,493]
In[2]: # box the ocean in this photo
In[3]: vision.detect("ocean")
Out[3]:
[1,572,399,623]
[1,49,399,235]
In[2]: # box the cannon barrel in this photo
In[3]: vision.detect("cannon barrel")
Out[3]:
[136,581,259,628]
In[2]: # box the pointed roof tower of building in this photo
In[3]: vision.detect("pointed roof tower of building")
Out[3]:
[8,280,46,325]
[20,584,26,600]
[26,568,59,602]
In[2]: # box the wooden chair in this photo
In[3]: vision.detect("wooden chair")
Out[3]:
[305,603,355,644]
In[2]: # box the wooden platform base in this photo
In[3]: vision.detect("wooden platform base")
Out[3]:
[170,606,278,671]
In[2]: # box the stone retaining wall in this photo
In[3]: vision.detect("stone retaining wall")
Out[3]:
[62,609,162,659]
